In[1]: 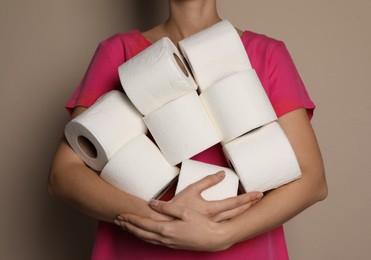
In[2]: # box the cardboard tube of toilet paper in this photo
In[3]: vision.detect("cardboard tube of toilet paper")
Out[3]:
[118,37,198,115]
[100,134,179,201]
[64,90,147,171]
[223,121,301,192]
[175,160,239,201]
[143,91,221,166]
[200,69,277,143]
[178,20,252,92]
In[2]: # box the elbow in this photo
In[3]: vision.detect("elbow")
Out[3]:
[314,170,328,202]
[317,179,328,202]
[47,170,58,197]
[47,167,64,199]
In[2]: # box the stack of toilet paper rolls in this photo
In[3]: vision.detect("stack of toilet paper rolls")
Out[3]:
[119,19,300,198]
[120,19,300,195]
[64,91,179,201]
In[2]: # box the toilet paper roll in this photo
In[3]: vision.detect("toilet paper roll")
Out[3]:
[223,121,301,192]
[64,90,147,171]
[175,160,239,201]
[118,37,197,115]
[101,134,179,201]
[143,91,221,166]
[178,20,252,92]
[200,70,277,143]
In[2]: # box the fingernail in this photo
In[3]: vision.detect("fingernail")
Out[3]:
[117,215,124,221]
[150,199,160,207]
[114,219,121,226]
[216,171,225,177]
[257,192,264,199]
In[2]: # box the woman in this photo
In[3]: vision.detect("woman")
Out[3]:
[48,0,327,258]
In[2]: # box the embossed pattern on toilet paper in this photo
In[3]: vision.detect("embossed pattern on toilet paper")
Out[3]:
[223,121,301,192]
[143,91,221,166]
[176,160,239,201]
[101,134,179,201]
[200,70,277,143]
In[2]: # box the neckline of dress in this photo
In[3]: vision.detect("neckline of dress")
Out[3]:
[134,29,247,45]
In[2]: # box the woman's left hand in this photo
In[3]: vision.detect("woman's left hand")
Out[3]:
[117,200,232,251]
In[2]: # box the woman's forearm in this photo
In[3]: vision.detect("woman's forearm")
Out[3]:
[223,108,328,246]
[48,138,163,223]
[223,171,327,245]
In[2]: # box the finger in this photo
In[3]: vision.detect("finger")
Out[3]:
[121,214,182,248]
[114,219,123,228]
[121,217,167,244]
[149,200,196,220]
[121,214,166,234]
[211,197,262,222]
[208,192,264,215]
[186,171,226,193]
[142,238,166,247]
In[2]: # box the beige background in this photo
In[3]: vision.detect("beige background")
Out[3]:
[1,0,370,259]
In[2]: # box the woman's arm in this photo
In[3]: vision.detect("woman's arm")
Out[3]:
[117,108,328,251]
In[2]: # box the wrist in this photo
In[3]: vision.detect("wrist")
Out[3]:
[210,222,236,251]
[216,220,245,251]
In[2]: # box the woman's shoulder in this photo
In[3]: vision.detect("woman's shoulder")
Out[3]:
[99,30,144,47]
[96,30,151,61]
[242,29,284,45]
[241,30,286,51]
[241,30,291,68]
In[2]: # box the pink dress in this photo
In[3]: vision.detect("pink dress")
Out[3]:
[66,30,315,259]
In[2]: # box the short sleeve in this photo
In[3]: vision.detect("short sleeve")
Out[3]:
[65,41,124,114]
[267,42,315,119]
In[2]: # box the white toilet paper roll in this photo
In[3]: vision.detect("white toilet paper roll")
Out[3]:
[101,134,179,201]
[118,37,197,115]
[175,160,239,201]
[200,70,277,143]
[64,90,147,171]
[223,121,301,192]
[178,20,252,92]
[143,91,221,166]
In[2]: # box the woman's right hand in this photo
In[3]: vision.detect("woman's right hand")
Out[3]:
[163,171,264,222]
